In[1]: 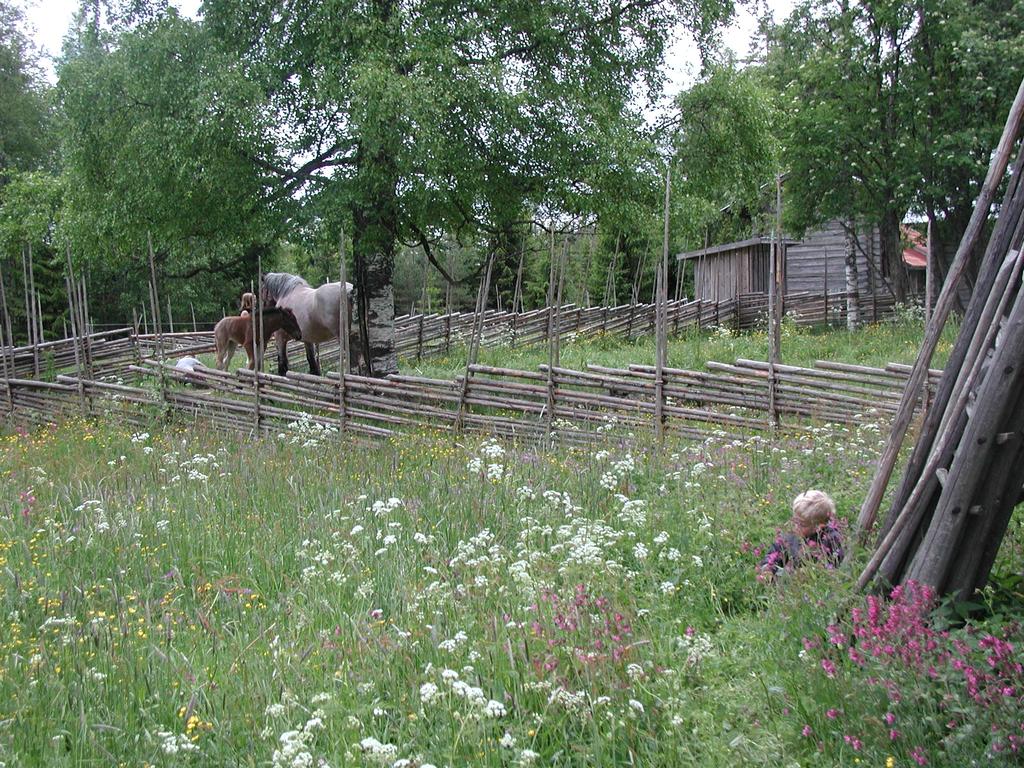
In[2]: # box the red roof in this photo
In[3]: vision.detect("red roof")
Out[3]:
[902,226,928,269]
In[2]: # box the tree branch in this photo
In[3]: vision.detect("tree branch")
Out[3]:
[406,221,487,286]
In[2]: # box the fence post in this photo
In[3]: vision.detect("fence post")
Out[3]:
[0,264,13,413]
[655,167,670,442]
[455,253,494,435]
[146,233,167,416]
[131,306,142,368]
[22,244,39,378]
[63,268,87,414]
[417,313,425,362]
[251,275,263,436]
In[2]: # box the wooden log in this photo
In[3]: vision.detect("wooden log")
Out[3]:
[860,78,1024,536]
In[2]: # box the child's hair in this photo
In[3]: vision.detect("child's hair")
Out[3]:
[792,490,835,529]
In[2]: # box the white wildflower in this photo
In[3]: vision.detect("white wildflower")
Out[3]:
[420,682,440,704]
[517,748,540,765]
[483,699,507,718]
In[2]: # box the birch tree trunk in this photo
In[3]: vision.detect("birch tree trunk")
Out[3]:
[352,142,399,377]
[844,220,860,330]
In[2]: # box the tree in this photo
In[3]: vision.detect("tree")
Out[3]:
[56,10,282,321]
[0,1,55,175]
[202,0,736,375]
[909,0,1024,303]
[767,0,920,301]
[767,0,1024,306]
[0,171,64,341]
[669,62,781,247]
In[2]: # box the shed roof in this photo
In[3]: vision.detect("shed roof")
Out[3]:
[676,235,798,261]
[901,225,928,269]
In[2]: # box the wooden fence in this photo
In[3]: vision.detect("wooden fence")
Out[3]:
[0,349,940,445]
[393,290,911,360]
[0,289,929,445]
[0,291,913,381]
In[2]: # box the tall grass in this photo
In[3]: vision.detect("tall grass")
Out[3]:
[404,313,958,380]
[1,393,1019,766]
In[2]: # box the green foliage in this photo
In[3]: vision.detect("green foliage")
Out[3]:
[0,170,62,254]
[908,0,1024,277]
[766,0,1024,295]
[670,63,781,246]
[0,171,66,341]
[0,1,55,175]
[56,10,282,321]
[58,11,276,255]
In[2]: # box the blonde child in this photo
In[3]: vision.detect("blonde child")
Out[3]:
[759,490,845,578]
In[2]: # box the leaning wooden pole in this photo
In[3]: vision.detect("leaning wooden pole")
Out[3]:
[856,77,1024,536]
[902,279,1024,594]
[858,222,1024,589]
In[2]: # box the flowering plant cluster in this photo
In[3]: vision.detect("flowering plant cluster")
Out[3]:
[792,581,1024,764]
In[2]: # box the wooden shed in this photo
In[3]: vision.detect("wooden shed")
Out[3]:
[677,236,785,301]
[678,221,885,300]
[678,220,892,306]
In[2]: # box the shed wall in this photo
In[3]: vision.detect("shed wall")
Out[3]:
[783,220,878,296]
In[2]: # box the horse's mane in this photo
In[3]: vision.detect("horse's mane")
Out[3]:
[261,272,310,302]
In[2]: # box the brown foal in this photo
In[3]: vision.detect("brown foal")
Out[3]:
[214,307,302,371]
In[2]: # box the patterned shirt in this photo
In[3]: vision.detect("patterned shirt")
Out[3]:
[759,523,845,575]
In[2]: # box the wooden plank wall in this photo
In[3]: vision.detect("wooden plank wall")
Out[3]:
[785,219,876,297]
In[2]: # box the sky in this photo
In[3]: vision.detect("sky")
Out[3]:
[25,0,797,94]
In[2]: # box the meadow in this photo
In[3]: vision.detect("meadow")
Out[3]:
[1,319,1021,768]
[403,311,957,381]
